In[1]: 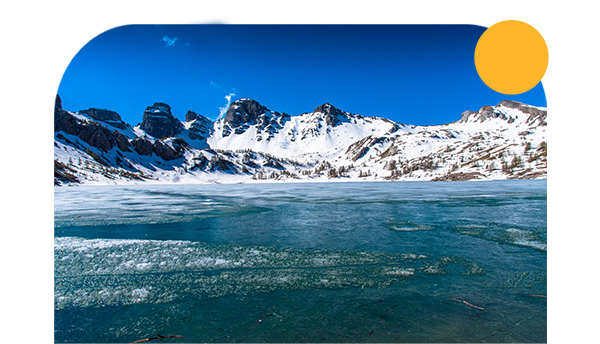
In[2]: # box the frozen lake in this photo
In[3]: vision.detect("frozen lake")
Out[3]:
[55,180,546,342]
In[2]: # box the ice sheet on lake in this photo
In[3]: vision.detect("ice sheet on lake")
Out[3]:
[54,187,267,228]
[450,223,547,251]
[55,237,482,310]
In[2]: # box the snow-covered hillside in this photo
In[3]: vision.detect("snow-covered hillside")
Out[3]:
[54,96,546,186]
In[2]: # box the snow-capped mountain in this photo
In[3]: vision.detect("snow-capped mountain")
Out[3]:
[54,95,547,186]
[209,99,397,158]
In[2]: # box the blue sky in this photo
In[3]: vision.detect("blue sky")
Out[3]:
[58,24,546,126]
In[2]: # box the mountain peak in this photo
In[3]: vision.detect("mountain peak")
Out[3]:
[312,102,352,127]
[139,102,183,138]
[313,102,340,114]
[457,101,546,126]
[54,95,547,185]
[224,99,268,125]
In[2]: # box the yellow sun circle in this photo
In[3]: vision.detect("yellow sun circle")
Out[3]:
[475,20,548,95]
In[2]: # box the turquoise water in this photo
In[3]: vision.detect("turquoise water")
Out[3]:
[54,180,546,343]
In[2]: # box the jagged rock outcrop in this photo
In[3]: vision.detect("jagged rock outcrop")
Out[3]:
[79,108,130,130]
[55,95,78,135]
[82,125,109,150]
[115,133,132,152]
[77,123,116,151]
[54,112,130,151]
[458,100,546,125]
[152,140,182,161]
[186,110,214,140]
[459,105,511,123]
[208,157,236,173]
[313,103,353,127]
[131,137,153,156]
[55,109,79,135]
[130,137,182,161]
[224,99,268,128]
[171,138,191,154]
[222,99,289,139]
[139,102,183,139]
[190,155,209,171]
[185,110,200,122]
[223,98,290,141]
[55,94,63,113]
[498,100,547,126]
[54,94,547,185]
[55,100,132,153]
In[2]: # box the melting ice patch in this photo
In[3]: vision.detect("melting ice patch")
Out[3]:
[55,237,481,310]
[385,221,435,232]
[450,223,547,251]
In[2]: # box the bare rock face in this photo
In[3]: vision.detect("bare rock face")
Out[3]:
[190,155,209,171]
[152,140,182,161]
[79,108,120,122]
[185,110,200,122]
[55,94,63,111]
[55,94,78,135]
[79,108,130,130]
[185,110,214,140]
[132,137,154,156]
[208,157,236,173]
[55,109,78,135]
[115,132,132,152]
[459,105,508,123]
[139,103,183,139]
[221,99,290,139]
[130,137,182,161]
[498,100,547,126]
[222,99,268,137]
[55,95,132,152]
[171,138,191,154]
[458,101,546,126]
[224,99,268,128]
[77,123,116,151]
[313,103,352,127]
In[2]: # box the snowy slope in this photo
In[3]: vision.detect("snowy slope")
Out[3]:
[54,97,547,186]
[208,103,396,158]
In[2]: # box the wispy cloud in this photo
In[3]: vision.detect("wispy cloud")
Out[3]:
[217,90,237,120]
[161,35,178,47]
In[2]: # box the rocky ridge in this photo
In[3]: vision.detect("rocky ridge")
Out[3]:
[139,102,183,139]
[54,95,547,185]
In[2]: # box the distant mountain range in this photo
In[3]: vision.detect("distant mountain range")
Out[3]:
[54,95,546,186]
